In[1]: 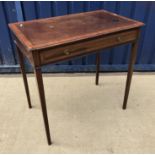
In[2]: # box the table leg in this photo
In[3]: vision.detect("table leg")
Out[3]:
[16,46,32,109]
[122,41,138,110]
[34,67,52,145]
[96,52,100,85]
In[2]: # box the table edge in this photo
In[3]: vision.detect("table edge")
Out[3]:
[9,9,144,51]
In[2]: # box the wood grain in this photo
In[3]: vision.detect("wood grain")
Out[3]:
[9,10,144,51]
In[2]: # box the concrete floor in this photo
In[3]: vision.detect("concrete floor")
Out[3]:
[0,73,155,153]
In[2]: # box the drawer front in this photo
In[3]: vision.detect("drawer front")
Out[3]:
[40,29,138,65]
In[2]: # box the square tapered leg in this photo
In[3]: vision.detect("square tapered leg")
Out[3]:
[34,67,52,145]
[16,46,32,109]
[123,41,138,109]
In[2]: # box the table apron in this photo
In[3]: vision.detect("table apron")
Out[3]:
[39,29,139,66]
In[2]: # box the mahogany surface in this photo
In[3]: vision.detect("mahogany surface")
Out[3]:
[9,9,144,145]
[9,10,143,51]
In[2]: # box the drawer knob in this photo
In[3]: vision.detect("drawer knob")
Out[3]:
[64,49,70,55]
[117,36,122,42]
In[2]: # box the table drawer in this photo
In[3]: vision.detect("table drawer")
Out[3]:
[40,29,138,65]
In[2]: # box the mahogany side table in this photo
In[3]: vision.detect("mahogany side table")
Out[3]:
[9,10,144,145]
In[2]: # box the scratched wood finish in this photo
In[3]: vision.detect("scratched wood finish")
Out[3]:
[9,10,143,51]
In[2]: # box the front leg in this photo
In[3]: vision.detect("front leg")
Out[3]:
[34,67,52,145]
[122,41,138,109]
[95,52,100,85]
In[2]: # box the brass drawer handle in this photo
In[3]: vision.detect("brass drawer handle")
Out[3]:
[64,49,70,55]
[117,36,122,42]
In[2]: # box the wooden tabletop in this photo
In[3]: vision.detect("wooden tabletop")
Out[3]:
[9,10,144,51]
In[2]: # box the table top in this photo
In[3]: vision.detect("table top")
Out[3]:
[9,10,144,51]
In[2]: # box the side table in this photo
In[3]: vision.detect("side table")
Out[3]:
[9,10,144,145]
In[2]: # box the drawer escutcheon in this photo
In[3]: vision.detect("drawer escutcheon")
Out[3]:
[117,36,122,42]
[64,49,70,55]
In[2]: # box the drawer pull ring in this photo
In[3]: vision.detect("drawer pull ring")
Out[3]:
[64,49,70,55]
[117,37,122,42]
